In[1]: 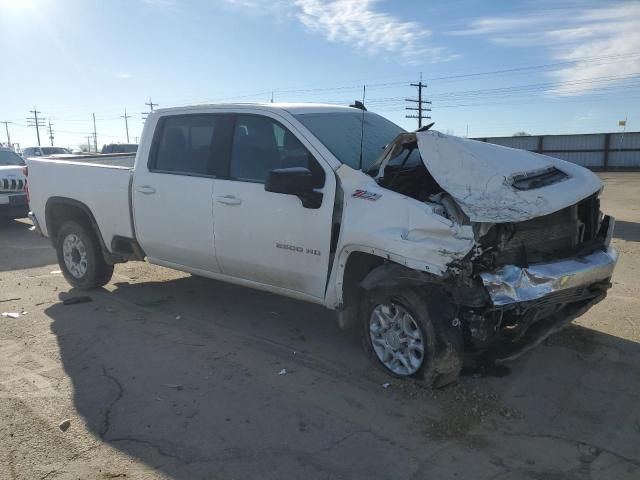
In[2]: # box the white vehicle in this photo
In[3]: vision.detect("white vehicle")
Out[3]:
[0,148,28,220]
[22,146,72,158]
[26,104,617,386]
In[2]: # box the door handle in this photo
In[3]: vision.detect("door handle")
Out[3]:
[216,195,242,205]
[136,185,156,195]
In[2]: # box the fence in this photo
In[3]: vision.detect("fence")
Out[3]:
[473,131,640,170]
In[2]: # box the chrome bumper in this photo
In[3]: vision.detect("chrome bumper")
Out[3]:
[480,247,618,306]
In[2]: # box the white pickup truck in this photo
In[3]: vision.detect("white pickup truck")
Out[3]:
[27,103,617,386]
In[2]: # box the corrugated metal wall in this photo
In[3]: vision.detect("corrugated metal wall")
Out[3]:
[475,131,640,170]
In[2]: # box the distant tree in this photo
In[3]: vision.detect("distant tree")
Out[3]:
[512,131,531,136]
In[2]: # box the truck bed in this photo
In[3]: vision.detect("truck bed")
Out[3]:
[27,158,134,245]
[46,153,136,169]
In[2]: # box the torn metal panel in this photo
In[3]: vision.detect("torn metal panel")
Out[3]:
[479,247,618,306]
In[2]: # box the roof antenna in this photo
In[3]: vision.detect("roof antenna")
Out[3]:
[357,84,366,170]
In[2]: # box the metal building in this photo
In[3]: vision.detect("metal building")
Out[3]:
[474,131,640,170]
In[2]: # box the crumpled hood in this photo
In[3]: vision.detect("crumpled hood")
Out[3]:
[415,131,602,223]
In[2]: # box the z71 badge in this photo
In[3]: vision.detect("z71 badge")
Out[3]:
[352,189,381,201]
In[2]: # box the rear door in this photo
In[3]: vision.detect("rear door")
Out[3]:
[212,112,336,299]
[132,114,229,272]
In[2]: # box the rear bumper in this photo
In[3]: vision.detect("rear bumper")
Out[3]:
[0,193,29,219]
[479,246,618,306]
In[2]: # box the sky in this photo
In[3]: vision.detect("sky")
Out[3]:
[0,0,639,150]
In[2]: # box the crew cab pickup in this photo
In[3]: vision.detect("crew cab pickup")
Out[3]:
[26,103,618,386]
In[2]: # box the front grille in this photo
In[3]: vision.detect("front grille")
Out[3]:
[485,194,601,268]
[0,178,25,192]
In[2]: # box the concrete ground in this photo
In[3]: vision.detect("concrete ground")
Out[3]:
[0,172,638,480]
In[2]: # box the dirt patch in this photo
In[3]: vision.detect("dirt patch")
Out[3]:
[426,381,519,442]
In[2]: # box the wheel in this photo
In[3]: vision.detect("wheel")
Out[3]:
[361,287,463,388]
[55,220,114,290]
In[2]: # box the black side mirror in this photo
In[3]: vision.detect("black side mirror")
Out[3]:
[265,167,322,209]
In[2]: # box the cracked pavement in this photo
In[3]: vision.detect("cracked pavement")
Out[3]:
[1,172,639,479]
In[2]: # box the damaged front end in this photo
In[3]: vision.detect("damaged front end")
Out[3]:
[458,214,616,361]
[371,130,618,362]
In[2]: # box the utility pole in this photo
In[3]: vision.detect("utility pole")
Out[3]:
[48,120,55,146]
[142,97,159,123]
[121,108,131,143]
[1,121,11,148]
[92,113,98,152]
[145,97,158,112]
[27,107,45,146]
[405,74,432,129]
[86,135,93,153]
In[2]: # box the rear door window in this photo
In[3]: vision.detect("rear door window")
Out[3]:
[151,115,220,176]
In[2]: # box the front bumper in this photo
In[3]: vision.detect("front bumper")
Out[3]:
[479,247,618,306]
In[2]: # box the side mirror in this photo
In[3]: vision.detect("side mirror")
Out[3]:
[265,167,322,209]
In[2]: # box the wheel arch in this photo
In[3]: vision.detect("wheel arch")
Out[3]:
[45,197,113,261]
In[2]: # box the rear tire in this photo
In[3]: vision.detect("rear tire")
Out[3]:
[361,286,463,388]
[55,221,114,290]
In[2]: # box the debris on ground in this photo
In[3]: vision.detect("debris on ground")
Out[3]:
[1,312,20,319]
[424,381,520,441]
[175,315,182,320]
[382,383,392,389]
[278,368,287,375]
[0,297,21,303]
[62,296,93,306]
[50,270,62,274]
[162,384,184,391]
[58,419,71,432]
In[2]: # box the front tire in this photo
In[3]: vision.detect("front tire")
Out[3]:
[361,287,463,388]
[55,221,114,290]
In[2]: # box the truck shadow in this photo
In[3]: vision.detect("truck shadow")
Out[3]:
[45,277,640,479]
[614,220,640,242]
[0,218,56,271]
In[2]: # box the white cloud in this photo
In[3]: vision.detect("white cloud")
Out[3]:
[117,73,132,79]
[223,0,450,64]
[452,2,640,95]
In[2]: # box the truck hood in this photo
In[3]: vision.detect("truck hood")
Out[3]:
[375,131,602,223]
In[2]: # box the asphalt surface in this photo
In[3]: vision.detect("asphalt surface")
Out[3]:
[0,172,639,479]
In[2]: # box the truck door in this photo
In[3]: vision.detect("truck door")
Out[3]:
[132,114,224,272]
[212,113,336,299]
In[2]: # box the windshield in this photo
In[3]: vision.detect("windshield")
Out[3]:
[0,150,25,166]
[295,111,404,170]
[41,147,70,155]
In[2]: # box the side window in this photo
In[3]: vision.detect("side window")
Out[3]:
[152,115,218,175]
[230,115,325,187]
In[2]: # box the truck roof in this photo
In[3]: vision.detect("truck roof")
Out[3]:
[153,103,359,115]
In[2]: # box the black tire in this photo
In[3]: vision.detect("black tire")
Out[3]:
[55,220,114,290]
[360,286,463,388]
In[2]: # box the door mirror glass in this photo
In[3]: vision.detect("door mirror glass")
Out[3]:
[265,167,322,209]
